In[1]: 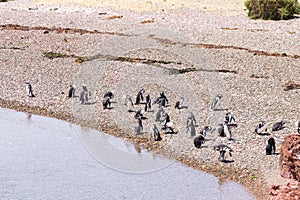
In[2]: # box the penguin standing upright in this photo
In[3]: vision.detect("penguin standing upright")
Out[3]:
[135,89,145,105]
[213,144,233,162]
[211,94,222,110]
[68,85,76,98]
[296,121,300,134]
[134,116,143,135]
[124,94,134,112]
[145,94,151,112]
[150,124,162,141]
[175,97,185,109]
[187,118,196,137]
[223,121,232,140]
[80,85,89,104]
[26,81,35,97]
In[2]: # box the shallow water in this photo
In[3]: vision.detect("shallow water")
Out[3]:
[0,108,255,199]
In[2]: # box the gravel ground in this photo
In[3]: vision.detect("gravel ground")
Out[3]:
[0,0,299,199]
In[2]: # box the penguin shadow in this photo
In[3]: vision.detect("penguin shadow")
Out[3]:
[257,132,271,136]
[273,127,285,132]
[164,130,178,134]
[68,95,80,98]
[222,160,234,163]
[104,107,115,110]
[229,124,238,128]
[135,131,148,136]
[266,152,280,156]
[213,108,229,112]
[178,106,188,109]
[83,102,98,105]
[110,101,117,104]
[145,110,155,113]
[204,138,215,142]
[199,145,209,149]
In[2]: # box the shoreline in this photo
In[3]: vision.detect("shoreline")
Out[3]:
[0,99,269,199]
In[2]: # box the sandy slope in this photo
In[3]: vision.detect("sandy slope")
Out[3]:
[34,0,245,14]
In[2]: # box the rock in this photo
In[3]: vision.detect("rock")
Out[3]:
[279,134,300,181]
[269,181,300,200]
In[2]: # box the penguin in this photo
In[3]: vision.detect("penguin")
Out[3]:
[134,109,144,120]
[161,113,176,134]
[211,94,222,110]
[155,91,169,108]
[104,92,114,99]
[187,112,197,125]
[223,121,232,140]
[255,121,268,134]
[68,85,76,98]
[25,81,35,97]
[161,112,171,130]
[199,126,211,138]
[187,118,196,137]
[123,94,134,112]
[160,91,168,103]
[194,126,210,148]
[134,116,143,135]
[135,89,145,105]
[150,124,162,141]
[155,107,165,122]
[175,97,185,109]
[193,134,205,148]
[102,96,111,109]
[272,121,286,131]
[213,144,233,162]
[145,94,152,112]
[80,85,89,104]
[216,123,225,137]
[295,121,300,134]
[225,112,236,125]
[266,137,276,155]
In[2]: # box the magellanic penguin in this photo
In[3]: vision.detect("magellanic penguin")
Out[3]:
[213,144,233,162]
[135,89,145,105]
[254,121,268,135]
[26,81,35,97]
[175,97,185,109]
[150,124,162,141]
[68,85,76,98]
[134,116,143,135]
[186,118,196,137]
[211,94,222,110]
[272,121,286,131]
[266,137,276,155]
[296,121,300,134]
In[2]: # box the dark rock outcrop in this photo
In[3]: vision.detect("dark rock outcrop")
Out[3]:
[269,182,300,200]
[279,134,300,181]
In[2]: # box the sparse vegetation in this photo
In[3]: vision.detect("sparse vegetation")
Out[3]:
[283,80,300,91]
[43,52,71,59]
[245,0,300,20]
[42,51,85,63]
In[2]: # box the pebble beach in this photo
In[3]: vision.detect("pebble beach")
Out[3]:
[0,0,299,199]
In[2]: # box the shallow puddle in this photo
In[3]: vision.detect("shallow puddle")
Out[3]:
[0,108,255,199]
